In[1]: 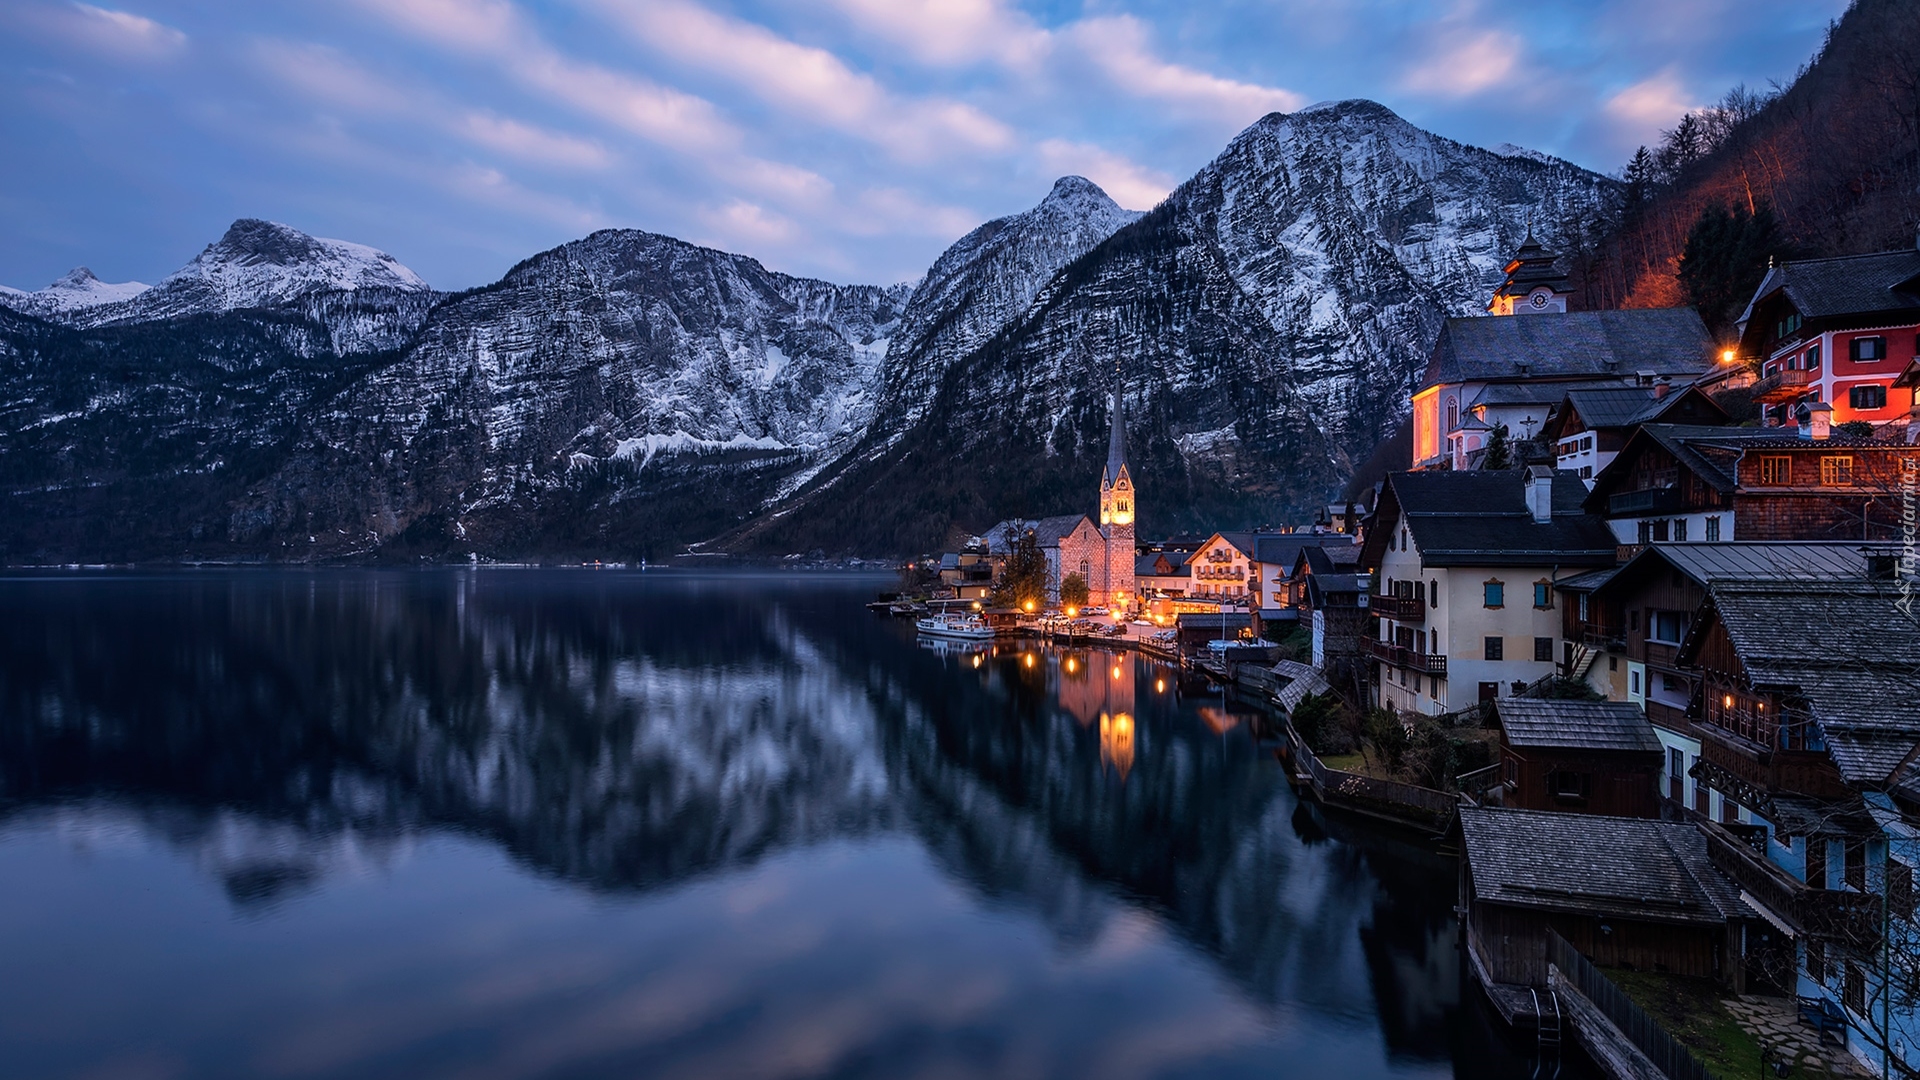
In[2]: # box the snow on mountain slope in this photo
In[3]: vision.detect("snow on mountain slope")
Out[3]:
[0,267,151,319]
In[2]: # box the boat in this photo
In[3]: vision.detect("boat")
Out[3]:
[916,613,995,641]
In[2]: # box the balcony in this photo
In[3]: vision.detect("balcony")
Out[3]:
[1752,367,1813,403]
[1367,638,1448,675]
[1578,624,1626,650]
[1371,594,1426,622]
[1607,486,1687,516]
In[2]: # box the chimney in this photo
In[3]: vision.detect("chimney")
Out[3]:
[1525,465,1555,523]
[1797,401,1832,440]
[1652,376,1671,400]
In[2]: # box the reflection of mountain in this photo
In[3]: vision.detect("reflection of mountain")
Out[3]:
[0,573,1473,1066]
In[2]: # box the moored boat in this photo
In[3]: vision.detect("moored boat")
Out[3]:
[916,613,995,641]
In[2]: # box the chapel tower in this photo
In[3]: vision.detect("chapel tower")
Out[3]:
[1487,230,1573,315]
[1097,389,1137,609]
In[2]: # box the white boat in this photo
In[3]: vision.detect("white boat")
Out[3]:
[916,613,995,641]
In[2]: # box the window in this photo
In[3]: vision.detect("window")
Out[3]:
[1533,581,1551,608]
[1845,841,1865,891]
[1850,335,1886,362]
[1638,520,1652,544]
[1806,343,1822,370]
[1807,838,1828,889]
[1669,747,1685,801]
[1650,610,1688,645]
[1650,519,1670,542]
[1692,757,1709,813]
[1673,519,1688,542]
[1892,861,1915,922]
[1661,672,1684,693]
[1430,581,1439,608]
[1776,312,1802,339]
[1446,398,1458,432]
[1845,964,1865,1015]
[1549,770,1592,801]
[1483,580,1504,608]
[1807,939,1826,984]
[1705,516,1721,542]
[1534,637,1553,662]
[1849,383,1887,410]
[1820,456,1854,486]
[1484,636,1503,661]
[1759,456,1791,485]
[1630,670,1641,694]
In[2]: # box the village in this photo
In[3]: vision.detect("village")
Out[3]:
[892,234,1920,1080]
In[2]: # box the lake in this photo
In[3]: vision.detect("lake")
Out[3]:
[0,570,1570,1079]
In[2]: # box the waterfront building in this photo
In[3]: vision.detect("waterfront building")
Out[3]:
[985,390,1138,608]
[1361,467,1616,715]
[1734,246,1920,431]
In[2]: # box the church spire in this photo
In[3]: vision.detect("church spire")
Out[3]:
[1099,386,1133,527]
[1105,387,1128,483]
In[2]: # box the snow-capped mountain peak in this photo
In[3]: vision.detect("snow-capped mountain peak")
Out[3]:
[152,218,429,310]
[0,266,151,318]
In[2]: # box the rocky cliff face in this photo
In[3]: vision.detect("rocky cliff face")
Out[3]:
[0,101,1618,561]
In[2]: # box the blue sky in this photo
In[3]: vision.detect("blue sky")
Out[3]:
[1,0,1845,292]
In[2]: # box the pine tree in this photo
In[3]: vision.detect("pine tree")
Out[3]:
[1483,424,1512,471]
[1677,201,1795,336]
[1059,572,1090,610]
[992,526,1049,611]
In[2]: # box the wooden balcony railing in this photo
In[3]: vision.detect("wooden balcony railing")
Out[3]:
[1367,638,1447,675]
[1753,368,1813,403]
[1371,594,1426,622]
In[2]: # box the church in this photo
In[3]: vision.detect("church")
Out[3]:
[985,390,1138,610]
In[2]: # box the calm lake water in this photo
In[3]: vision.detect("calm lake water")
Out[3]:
[0,571,1570,1080]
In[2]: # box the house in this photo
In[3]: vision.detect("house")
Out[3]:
[1542,383,1729,481]
[1411,299,1714,471]
[1584,422,1918,545]
[1287,543,1370,699]
[1489,699,1664,818]
[1672,579,1920,1073]
[1361,467,1617,715]
[1134,550,1190,598]
[1556,542,1874,821]
[1459,808,1753,996]
[1174,610,1261,654]
[1187,532,1255,604]
[1734,246,1920,430]
[937,551,995,600]
[1250,533,1357,624]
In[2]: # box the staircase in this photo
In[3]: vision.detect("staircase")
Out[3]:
[1532,987,1563,1080]
[1566,644,1599,682]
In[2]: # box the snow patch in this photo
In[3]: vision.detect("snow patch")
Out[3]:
[611,430,791,468]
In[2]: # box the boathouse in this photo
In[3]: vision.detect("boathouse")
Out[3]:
[1459,808,1753,1000]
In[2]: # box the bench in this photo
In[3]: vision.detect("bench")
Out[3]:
[1796,996,1847,1044]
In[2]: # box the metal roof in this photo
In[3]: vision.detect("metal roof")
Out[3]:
[1494,699,1663,754]
[1640,542,1871,583]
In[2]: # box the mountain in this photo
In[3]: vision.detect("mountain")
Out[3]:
[0,102,1618,561]
[747,100,1618,553]
[0,266,151,319]
[1591,0,1920,311]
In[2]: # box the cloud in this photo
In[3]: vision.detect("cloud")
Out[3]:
[45,2,187,57]
[250,40,612,171]
[1067,17,1305,122]
[1604,68,1698,131]
[815,0,1048,68]
[1400,29,1523,99]
[587,0,1012,159]
[1035,140,1173,211]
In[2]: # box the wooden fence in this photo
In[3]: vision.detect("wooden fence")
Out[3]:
[1294,737,1459,825]
[1548,931,1719,1080]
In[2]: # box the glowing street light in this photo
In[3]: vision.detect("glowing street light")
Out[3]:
[1720,349,1737,364]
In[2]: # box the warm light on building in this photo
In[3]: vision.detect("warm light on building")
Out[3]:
[1024,600,1035,613]
[1720,348,1737,364]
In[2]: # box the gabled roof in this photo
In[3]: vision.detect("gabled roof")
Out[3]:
[1273,659,1332,712]
[1584,423,1885,508]
[1250,533,1355,568]
[1551,384,1729,436]
[1136,551,1188,577]
[1493,699,1662,754]
[1423,308,1713,389]
[1615,542,1870,587]
[1363,470,1617,568]
[984,514,1092,551]
[1460,808,1749,925]
[1678,581,1920,785]
[1202,531,1256,558]
[1736,249,1920,331]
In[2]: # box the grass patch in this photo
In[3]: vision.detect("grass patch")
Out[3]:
[1609,971,1841,1078]
[1318,753,1366,772]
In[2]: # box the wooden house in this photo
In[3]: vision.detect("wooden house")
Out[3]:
[1459,808,1752,998]
[1584,422,1918,546]
[1541,383,1728,481]
[1490,699,1663,817]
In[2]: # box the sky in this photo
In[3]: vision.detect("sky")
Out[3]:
[0,0,1848,293]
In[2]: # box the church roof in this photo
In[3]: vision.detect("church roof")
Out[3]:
[1102,389,1130,486]
[1423,308,1714,389]
[983,514,1093,551]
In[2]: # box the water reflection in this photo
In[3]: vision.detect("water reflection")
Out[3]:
[0,571,1561,1079]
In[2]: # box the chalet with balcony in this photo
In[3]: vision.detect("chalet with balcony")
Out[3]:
[1541,383,1728,481]
[1558,542,1876,824]
[1584,422,1916,546]
[1734,246,1920,431]
[1188,532,1255,604]
[1250,533,1356,624]
[1489,699,1664,818]
[1135,550,1190,598]
[1672,580,1920,1071]
[1361,467,1617,715]
[1410,304,1714,471]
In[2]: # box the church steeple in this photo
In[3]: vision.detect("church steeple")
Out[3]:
[1099,389,1133,527]
[1488,229,1573,315]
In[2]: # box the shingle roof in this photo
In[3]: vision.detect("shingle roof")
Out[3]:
[1682,582,1920,784]
[1494,699,1663,754]
[1250,533,1355,568]
[1639,542,1871,584]
[1583,423,1879,505]
[1137,551,1189,577]
[1460,808,1749,925]
[1554,567,1620,592]
[1736,249,1920,328]
[984,514,1092,551]
[1424,308,1714,389]
[1370,470,1618,568]
[1555,385,1730,433]
[1273,660,1332,711]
